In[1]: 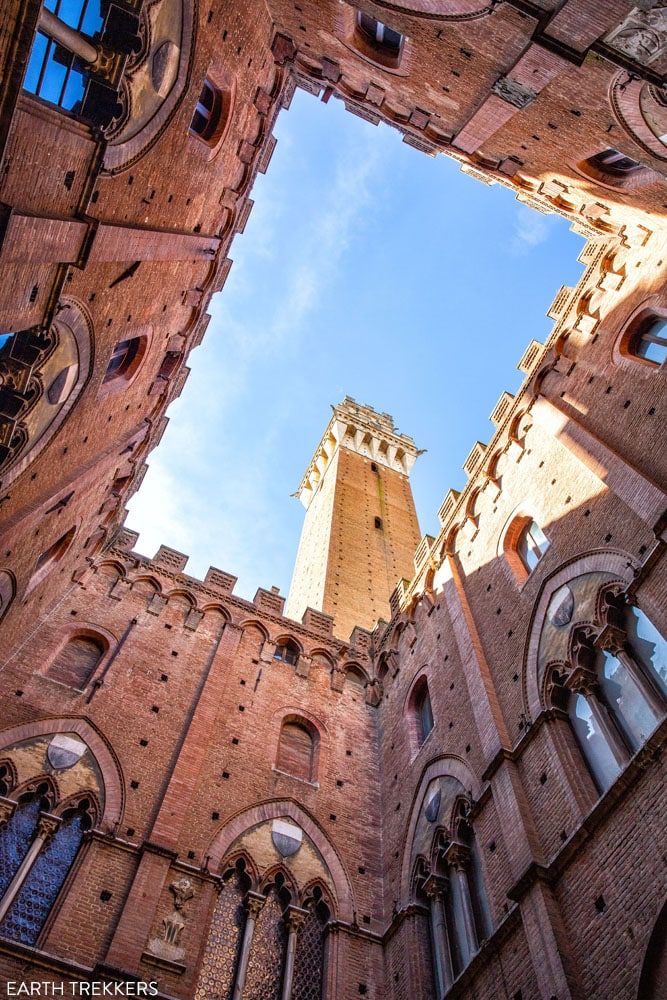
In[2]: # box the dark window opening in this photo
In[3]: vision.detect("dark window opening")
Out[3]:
[103,337,143,384]
[629,316,667,366]
[356,12,403,58]
[374,516,382,529]
[190,78,223,143]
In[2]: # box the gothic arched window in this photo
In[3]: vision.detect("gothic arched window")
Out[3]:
[103,335,146,385]
[409,677,434,749]
[0,791,94,946]
[517,519,549,574]
[47,634,106,689]
[0,802,91,944]
[23,0,103,115]
[291,889,330,1000]
[356,11,404,61]
[194,859,250,1000]
[274,639,300,667]
[627,316,667,367]
[190,78,223,143]
[555,600,666,794]
[244,879,290,1000]
[0,797,43,905]
[25,527,76,595]
[276,720,317,782]
[585,148,644,177]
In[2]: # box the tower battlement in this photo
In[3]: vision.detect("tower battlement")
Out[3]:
[296,396,421,510]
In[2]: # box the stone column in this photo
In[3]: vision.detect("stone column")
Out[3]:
[38,8,98,63]
[444,844,478,966]
[569,667,629,769]
[598,624,665,719]
[281,905,308,1000]
[0,797,16,830]
[232,892,266,1000]
[423,873,454,998]
[0,813,61,923]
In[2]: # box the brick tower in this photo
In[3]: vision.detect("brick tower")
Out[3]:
[286,397,421,638]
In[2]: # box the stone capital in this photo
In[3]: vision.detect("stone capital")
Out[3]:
[285,904,309,933]
[422,872,448,900]
[443,842,471,871]
[596,624,626,655]
[566,664,598,697]
[0,796,16,828]
[245,890,267,920]
[37,812,62,841]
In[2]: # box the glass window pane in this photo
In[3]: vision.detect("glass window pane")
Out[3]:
[57,0,87,30]
[599,651,659,751]
[420,695,433,739]
[79,0,104,37]
[569,693,621,792]
[638,336,667,364]
[190,110,207,136]
[0,333,15,350]
[625,607,667,696]
[0,813,84,945]
[0,799,41,903]
[24,32,49,95]
[61,66,86,112]
[528,520,549,555]
[200,82,215,111]
[38,43,69,104]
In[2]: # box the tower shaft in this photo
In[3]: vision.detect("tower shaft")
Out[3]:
[286,398,421,638]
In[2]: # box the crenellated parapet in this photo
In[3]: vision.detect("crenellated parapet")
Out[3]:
[295,396,422,510]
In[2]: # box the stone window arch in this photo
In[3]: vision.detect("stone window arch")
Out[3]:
[407,675,434,751]
[503,515,549,584]
[46,632,108,690]
[0,302,92,488]
[577,147,649,189]
[25,526,77,596]
[274,637,301,667]
[188,73,235,158]
[354,10,405,66]
[618,310,667,368]
[545,593,666,794]
[276,717,318,783]
[99,329,151,397]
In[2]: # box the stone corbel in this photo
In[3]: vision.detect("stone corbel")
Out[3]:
[330,668,345,692]
[184,609,204,632]
[0,796,16,829]
[295,654,311,679]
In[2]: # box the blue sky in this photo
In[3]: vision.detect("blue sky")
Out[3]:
[127,88,584,600]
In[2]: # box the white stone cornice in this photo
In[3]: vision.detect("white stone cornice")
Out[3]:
[295,397,422,508]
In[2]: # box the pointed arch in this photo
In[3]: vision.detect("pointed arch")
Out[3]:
[204,799,354,921]
[0,718,124,832]
[400,755,482,905]
[523,550,638,718]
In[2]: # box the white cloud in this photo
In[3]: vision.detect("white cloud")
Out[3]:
[127,109,389,594]
[511,205,552,254]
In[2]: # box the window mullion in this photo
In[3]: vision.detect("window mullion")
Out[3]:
[0,812,61,925]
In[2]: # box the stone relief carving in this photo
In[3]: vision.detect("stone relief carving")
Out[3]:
[146,877,196,965]
[491,76,537,110]
[603,5,667,65]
